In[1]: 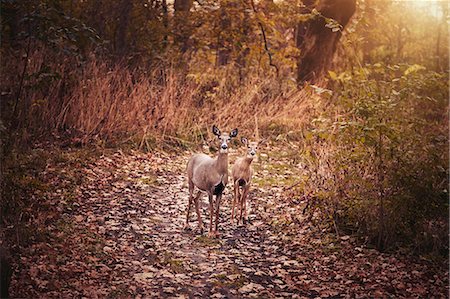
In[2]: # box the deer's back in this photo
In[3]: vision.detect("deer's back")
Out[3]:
[187,153,224,192]
[187,153,214,176]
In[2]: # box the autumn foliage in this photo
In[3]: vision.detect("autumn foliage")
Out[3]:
[0,0,448,297]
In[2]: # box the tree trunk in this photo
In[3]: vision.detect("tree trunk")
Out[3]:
[296,0,356,84]
[174,0,193,53]
[217,1,233,66]
[361,0,376,63]
[0,247,12,299]
[115,0,133,56]
[162,0,169,48]
[376,123,386,251]
[396,19,404,60]
[2,1,20,47]
[436,2,448,72]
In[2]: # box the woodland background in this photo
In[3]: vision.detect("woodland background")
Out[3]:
[0,0,449,297]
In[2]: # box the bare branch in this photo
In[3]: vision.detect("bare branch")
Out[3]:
[249,0,279,77]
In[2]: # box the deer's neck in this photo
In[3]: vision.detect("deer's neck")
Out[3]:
[243,156,254,166]
[215,152,228,175]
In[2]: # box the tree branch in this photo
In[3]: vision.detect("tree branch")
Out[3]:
[249,0,279,77]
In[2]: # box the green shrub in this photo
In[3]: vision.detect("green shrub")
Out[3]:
[301,63,448,254]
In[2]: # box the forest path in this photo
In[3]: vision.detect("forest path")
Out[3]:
[72,150,310,298]
[10,149,447,298]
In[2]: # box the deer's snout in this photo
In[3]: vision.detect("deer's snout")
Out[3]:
[250,151,256,156]
[221,144,228,150]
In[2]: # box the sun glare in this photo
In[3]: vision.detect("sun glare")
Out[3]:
[393,0,446,18]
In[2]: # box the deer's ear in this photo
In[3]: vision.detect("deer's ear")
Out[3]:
[212,125,221,136]
[241,137,248,145]
[230,128,238,138]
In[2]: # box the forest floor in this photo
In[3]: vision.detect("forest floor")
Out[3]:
[8,145,449,298]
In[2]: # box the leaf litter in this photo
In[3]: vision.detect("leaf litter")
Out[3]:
[9,148,448,298]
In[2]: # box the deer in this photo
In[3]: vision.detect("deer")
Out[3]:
[185,125,238,237]
[231,137,259,225]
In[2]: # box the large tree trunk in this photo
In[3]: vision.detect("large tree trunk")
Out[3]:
[296,0,356,84]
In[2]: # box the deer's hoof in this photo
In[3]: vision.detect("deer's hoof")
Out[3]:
[199,226,204,234]
[183,224,191,231]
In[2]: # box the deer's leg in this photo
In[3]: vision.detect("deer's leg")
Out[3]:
[193,191,203,233]
[208,194,214,236]
[239,186,247,225]
[242,186,250,224]
[232,183,238,225]
[214,194,222,236]
[237,187,242,224]
[184,180,194,230]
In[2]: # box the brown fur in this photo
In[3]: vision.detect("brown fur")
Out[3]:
[185,126,237,236]
[231,139,258,225]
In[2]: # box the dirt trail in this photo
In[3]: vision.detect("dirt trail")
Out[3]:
[10,149,448,298]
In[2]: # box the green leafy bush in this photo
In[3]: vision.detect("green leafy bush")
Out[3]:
[301,63,448,254]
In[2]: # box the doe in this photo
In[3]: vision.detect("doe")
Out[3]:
[185,125,238,237]
[231,137,259,225]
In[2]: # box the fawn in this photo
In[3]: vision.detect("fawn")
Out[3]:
[231,137,259,225]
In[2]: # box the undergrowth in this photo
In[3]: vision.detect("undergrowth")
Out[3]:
[0,145,101,254]
[289,64,449,255]
[1,47,448,259]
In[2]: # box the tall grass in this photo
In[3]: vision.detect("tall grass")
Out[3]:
[2,48,313,147]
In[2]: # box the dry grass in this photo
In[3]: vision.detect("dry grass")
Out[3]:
[3,49,316,146]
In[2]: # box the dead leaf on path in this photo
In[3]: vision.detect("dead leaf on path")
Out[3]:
[239,282,264,293]
[134,272,155,281]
